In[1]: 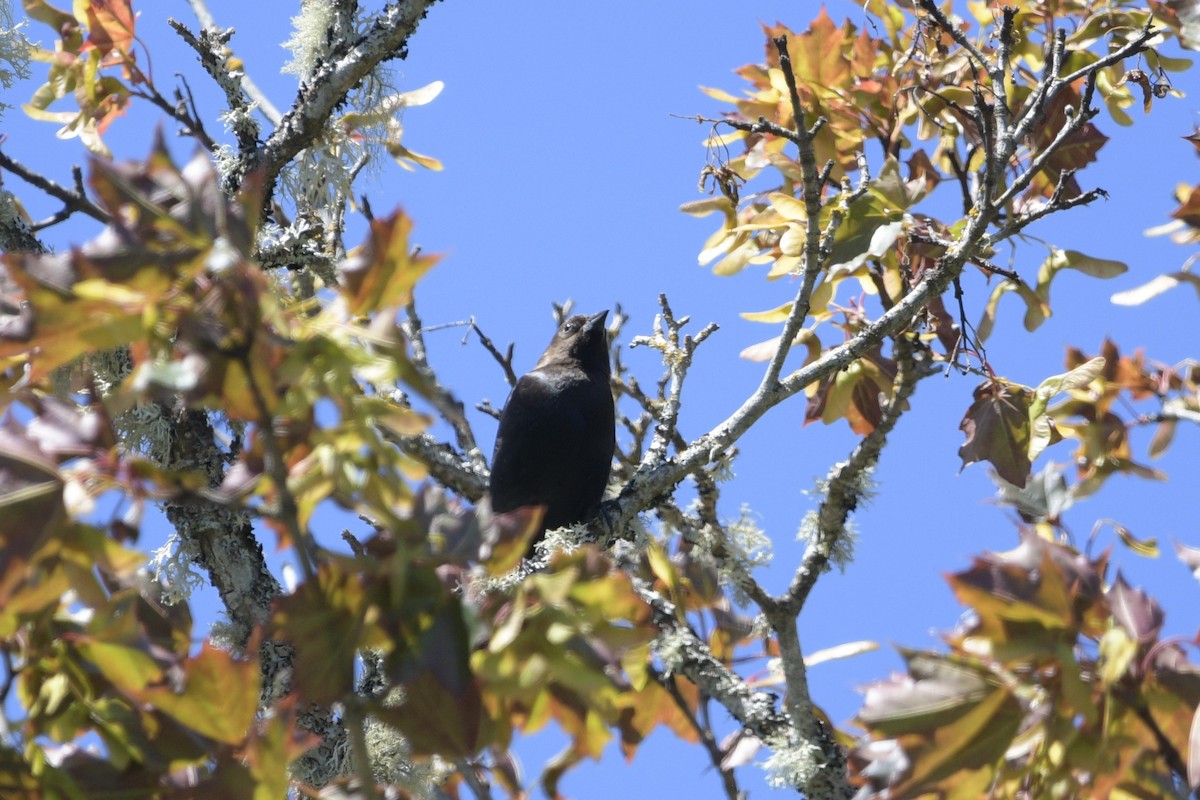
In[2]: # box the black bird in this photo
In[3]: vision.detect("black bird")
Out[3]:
[489,311,615,550]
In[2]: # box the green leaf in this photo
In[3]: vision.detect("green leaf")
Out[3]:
[1035,248,1128,306]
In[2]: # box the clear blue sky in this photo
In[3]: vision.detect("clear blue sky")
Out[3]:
[4,1,1199,796]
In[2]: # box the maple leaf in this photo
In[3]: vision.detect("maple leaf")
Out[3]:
[958,380,1033,487]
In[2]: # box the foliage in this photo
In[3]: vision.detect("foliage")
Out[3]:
[0,1,1199,798]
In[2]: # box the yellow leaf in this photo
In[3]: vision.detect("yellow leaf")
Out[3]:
[1097,627,1136,688]
[768,192,807,221]
[138,643,261,745]
[740,303,793,323]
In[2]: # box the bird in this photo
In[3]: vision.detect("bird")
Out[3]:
[488,311,615,553]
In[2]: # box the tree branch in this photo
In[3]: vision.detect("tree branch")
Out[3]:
[0,150,109,225]
[252,1,441,192]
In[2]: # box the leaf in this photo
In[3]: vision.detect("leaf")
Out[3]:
[679,196,734,218]
[377,601,483,757]
[76,639,163,693]
[804,640,879,668]
[22,0,78,34]
[1028,357,1105,461]
[338,211,439,316]
[0,422,65,581]
[1035,248,1128,307]
[84,0,135,56]
[768,192,808,221]
[991,463,1075,522]
[1107,572,1164,644]
[976,279,1047,341]
[479,504,543,575]
[138,643,260,745]
[740,302,793,323]
[1097,627,1137,688]
[958,380,1032,487]
[1027,87,1109,198]
[386,142,444,171]
[271,562,368,705]
[1033,356,1106,406]
[711,238,760,276]
[739,327,820,363]
[1092,518,1159,558]
[1111,271,1200,305]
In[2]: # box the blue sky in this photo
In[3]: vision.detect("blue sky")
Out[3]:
[4,1,1200,796]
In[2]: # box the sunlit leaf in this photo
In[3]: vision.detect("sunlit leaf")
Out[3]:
[1097,626,1137,688]
[138,643,260,745]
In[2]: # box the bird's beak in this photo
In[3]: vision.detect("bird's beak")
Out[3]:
[584,310,609,332]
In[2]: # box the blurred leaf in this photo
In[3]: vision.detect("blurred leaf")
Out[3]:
[138,642,260,745]
[1175,540,1200,583]
[272,561,369,705]
[339,211,438,316]
[378,600,482,757]
[804,640,879,668]
[1094,518,1159,558]
[1107,572,1164,644]
[1111,270,1200,305]
[83,0,135,56]
[0,421,65,579]
[1097,626,1137,687]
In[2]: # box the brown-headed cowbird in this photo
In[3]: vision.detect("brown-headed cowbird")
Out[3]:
[489,311,615,549]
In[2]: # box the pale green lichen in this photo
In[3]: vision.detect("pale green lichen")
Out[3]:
[0,1,31,119]
[796,510,857,573]
[760,739,825,790]
[147,532,207,605]
[281,0,337,80]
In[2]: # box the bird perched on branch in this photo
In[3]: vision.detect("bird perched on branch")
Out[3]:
[488,311,615,552]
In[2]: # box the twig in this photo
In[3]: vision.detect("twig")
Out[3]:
[756,36,861,396]
[253,1,441,192]
[658,671,741,800]
[628,573,794,748]
[0,151,109,224]
[914,0,990,71]
[468,319,518,387]
[782,336,932,613]
[629,294,718,469]
[168,19,261,171]
[186,0,284,124]
[128,74,218,152]
[402,300,485,466]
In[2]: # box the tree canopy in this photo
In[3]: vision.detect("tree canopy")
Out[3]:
[1,1,1200,798]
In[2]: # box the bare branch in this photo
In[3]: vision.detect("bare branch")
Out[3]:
[402,300,486,467]
[629,573,794,747]
[186,0,284,124]
[629,294,718,469]
[658,671,742,800]
[0,150,109,225]
[168,19,261,168]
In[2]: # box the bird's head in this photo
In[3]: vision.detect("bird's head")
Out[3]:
[535,310,610,374]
